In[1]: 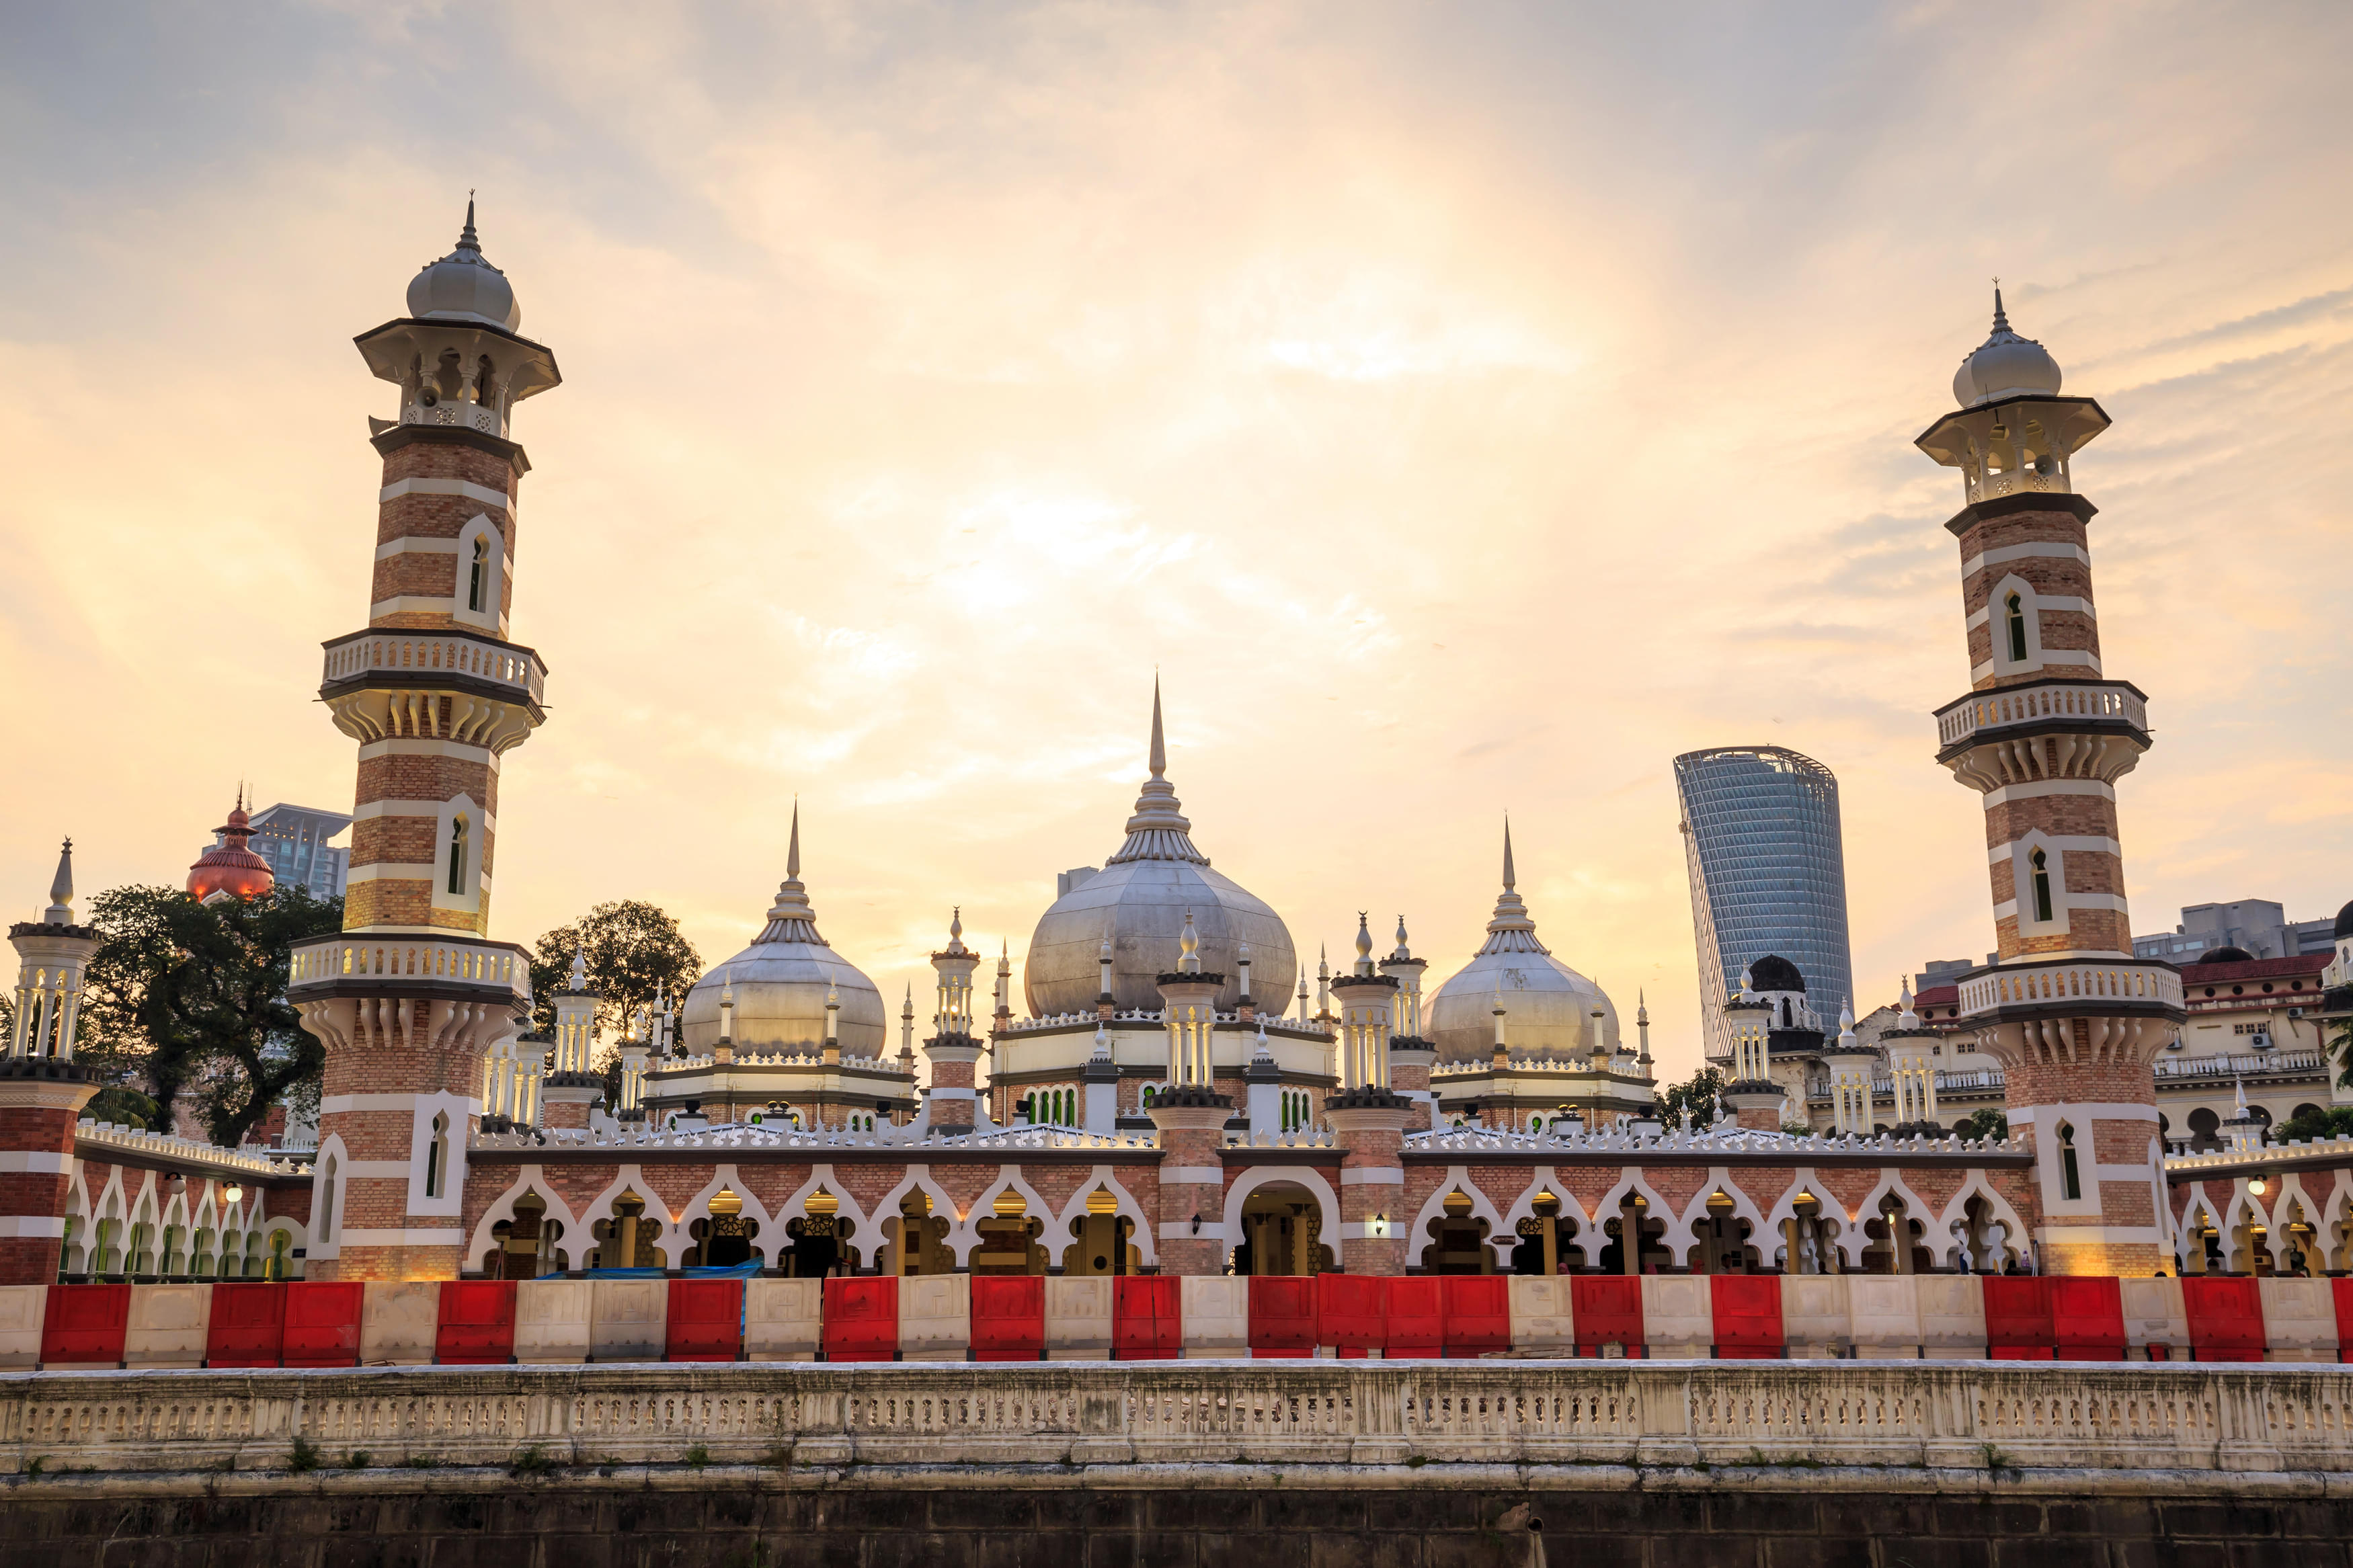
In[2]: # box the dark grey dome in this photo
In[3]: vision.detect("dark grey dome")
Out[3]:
[1745,954,1806,993]
[2190,946,2256,966]
[2335,899,2353,940]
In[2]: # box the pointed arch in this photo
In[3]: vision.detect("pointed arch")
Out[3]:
[1499,1165,1591,1237]
[462,1165,584,1271]
[953,1165,1058,1261]
[1398,1164,1510,1268]
[570,1164,678,1268]
[1932,1171,2034,1273]
[672,1164,774,1266]
[1049,1165,1158,1267]
[1219,1163,1341,1253]
[863,1166,963,1268]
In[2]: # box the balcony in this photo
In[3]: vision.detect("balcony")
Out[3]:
[1956,959,2184,1021]
[289,933,532,1003]
[322,628,547,706]
[2153,1049,2324,1081]
[1936,677,2148,756]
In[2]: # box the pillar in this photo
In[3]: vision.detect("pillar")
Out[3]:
[0,842,99,1284]
[1327,915,1408,1275]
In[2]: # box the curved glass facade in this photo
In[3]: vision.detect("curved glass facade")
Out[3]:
[1673,746,1854,1063]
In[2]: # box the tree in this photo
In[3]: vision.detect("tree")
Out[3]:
[1658,1065,1723,1129]
[1956,1107,2009,1143]
[2276,1104,2353,1144]
[528,901,703,1044]
[77,884,344,1146]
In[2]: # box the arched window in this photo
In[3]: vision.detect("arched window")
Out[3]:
[2030,848,2054,923]
[2058,1122,2081,1201]
[317,1154,337,1242]
[1780,997,1792,1027]
[2005,591,2028,663]
[467,537,489,612]
[425,1112,448,1199]
[446,816,469,896]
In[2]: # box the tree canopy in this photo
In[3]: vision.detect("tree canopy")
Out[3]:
[1657,1065,1723,1129]
[1955,1107,2009,1142]
[528,900,703,1043]
[76,884,344,1147]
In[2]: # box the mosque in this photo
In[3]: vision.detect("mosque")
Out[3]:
[3,208,2350,1293]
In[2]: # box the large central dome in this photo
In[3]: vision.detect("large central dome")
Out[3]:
[1427,824,1619,1063]
[1024,686,1298,1016]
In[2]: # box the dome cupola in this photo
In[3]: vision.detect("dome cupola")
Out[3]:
[187,788,276,905]
[405,198,521,331]
[1426,822,1618,1063]
[1952,286,2061,407]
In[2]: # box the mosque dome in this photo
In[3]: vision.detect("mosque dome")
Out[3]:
[1745,954,1807,993]
[404,200,521,332]
[677,809,886,1057]
[187,792,275,905]
[1426,825,1619,1063]
[1023,686,1298,1017]
[1952,287,2061,407]
[2190,946,2256,966]
[2333,898,2353,941]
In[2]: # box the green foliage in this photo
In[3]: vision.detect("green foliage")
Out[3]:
[83,1085,159,1128]
[77,884,344,1145]
[2332,1016,2353,1089]
[344,1450,370,1470]
[528,900,702,1040]
[286,1436,321,1474]
[2276,1105,2353,1144]
[1956,1108,2009,1143]
[684,1442,711,1469]
[510,1443,555,1478]
[1658,1066,1723,1129]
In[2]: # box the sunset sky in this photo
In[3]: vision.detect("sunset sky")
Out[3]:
[2,3,2348,1083]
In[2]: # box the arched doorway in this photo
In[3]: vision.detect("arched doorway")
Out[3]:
[1511,1191,1581,1275]
[587,1190,663,1269]
[889,1192,955,1276]
[684,1187,760,1268]
[1596,1194,1668,1276]
[486,1190,567,1279]
[1780,1190,1839,1275]
[972,1192,1047,1274]
[783,1188,854,1278]
[1061,1186,1140,1276]
[1688,1190,1757,1274]
[1417,1189,1493,1276]
[1862,1194,1930,1274]
[1233,1182,1329,1276]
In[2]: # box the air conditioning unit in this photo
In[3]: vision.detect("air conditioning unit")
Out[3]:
[2250,1030,2274,1050]
[2288,1008,2305,1019]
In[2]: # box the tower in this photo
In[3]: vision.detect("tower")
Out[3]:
[1149,911,1230,1275]
[1,841,99,1283]
[1917,289,2184,1276]
[1380,916,1435,1131]
[288,204,557,1279]
[924,910,984,1134]
[1326,913,1410,1274]
[543,948,601,1130]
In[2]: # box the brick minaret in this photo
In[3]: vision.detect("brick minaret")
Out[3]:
[1917,290,2184,1276]
[290,204,557,1280]
[1150,912,1230,1276]
[0,841,99,1283]
[542,948,600,1131]
[1380,917,1435,1132]
[1718,979,1782,1132]
[1326,914,1409,1275]
[923,910,984,1134]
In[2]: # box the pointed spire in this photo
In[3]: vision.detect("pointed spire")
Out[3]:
[1108,677,1205,866]
[1353,912,1374,976]
[1476,818,1548,956]
[1991,278,2009,333]
[1392,915,1410,961]
[1149,674,1166,779]
[787,797,801,880]
[458,192,480,252]
[1502,817,1516,891]
[44,837,74,924]
[1251,1015,1273,1064]
[567,944,588,992]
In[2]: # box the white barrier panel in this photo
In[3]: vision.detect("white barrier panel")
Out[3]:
[360,1281,440,1366]
[1507,1277,1574,1356]
[514,1280,592,1365]
[899,1274,970,1362]
[744,1279,823,1362]
[2119,1276,2187,1362]
[1917,1274,1987,1360]
[1045,1277,1113,1360]
[123,1283,212,1370]
[2260,1278,2340,1363]
[0,1285,43,1370]
[1640,1276,1711,1359]
[1780,1274,1850,1359]
[1181,1276,1248,1358]
[1848,1276,1922,1360]
[589,1279,668,1362]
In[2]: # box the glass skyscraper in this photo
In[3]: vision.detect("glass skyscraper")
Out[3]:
[1673,746,1854,1063]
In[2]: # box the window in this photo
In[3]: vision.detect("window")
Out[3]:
[425,1113,448,1199]
[317,1155,337,1241]
[2005,591,2028,663]
[2030,849,2053,923]
[467,537,489,612]
[2058,1122,2081,1201]
[447,816,469,895]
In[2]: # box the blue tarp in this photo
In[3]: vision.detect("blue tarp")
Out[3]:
[578,1262,765,1280]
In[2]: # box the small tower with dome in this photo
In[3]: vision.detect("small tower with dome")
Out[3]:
[1,839,101,1283]
[186,790,276,904]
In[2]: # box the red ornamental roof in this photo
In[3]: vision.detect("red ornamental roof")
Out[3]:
[188,796,275,903]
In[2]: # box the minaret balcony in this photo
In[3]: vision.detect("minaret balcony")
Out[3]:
[1952,957,2183,1024]
[323,628,546,706]
[290,931,532,1005]
[1935,679,2149,788]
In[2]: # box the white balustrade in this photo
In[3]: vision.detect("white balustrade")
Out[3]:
[290,936,528,997]
[322,631,546,704]
[1958,960,2182,1017]
[1936,678,2147,750]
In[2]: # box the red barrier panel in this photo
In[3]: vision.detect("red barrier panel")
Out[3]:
[2182,1276,2266,1362]
[1442,1276,1511,1358]
[1572,1276,1643,1358]
[206,1282,287,1368]
[436,1280,516,1365]
[2050,1276,2125,1361]
[822,1276,898,1362]
[1113,1276,1181,1360]
[1248,1276,1318,1358]
[282,1282,364,1368]
[972,1276,1045,1362]
[1710,1274,1784,1360]
[1385,1278,1443,1359]
[2334,1280,2353,1364]
[41,1283,129,1368]
[1981,1277,2055,1360]
[666,1279,744,1363]
[1316,1274,1385,1357]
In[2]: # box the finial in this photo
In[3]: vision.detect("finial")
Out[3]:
[460,193,479,251]
[1179,909,1200,973]
[1354,912,1373,974]
[568,944,588,991]
[1991,278,2009,332]
[45,837,75,921]
[1393,914,1410,958]
[1318,944,1328,979]
[1148,675,1166,780]
[1501,817,1516,892]
[950,906,963,942]
[786,798,801,882]
[903,981,913,1013]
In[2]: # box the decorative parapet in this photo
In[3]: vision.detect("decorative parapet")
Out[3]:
[468,1122,1158,1155]
[1,1362,2346,1475]
[2154,1050,2323,1081]
[651,1052,910,1076]
[1404,1124,2025,1161]
[2165,1134,2353,1179]
[994,1010,1332,1040]
[1955,959,2181,1020]
[1223,1127,1337,1149]
[74,1121,306,1180]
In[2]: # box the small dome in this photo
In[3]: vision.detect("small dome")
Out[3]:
[1953,288,2061,407]
[1025,687,1296,1014]
[2190,946,2256,965]
[405,200,520,331]
[1745,954,1806,993]
[188,792,274,905]
[1427,825,1618,1063]
[2334,898,2353,940]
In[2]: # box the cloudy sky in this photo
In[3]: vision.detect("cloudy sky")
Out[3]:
[2,3,2348,1081]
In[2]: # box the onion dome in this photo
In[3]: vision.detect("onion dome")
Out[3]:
[1952,286,2062,407]
[1745,954,1806,993]
[187,790,275,904]
[2190,946,2256,965]
[677,804,885,1056]
[2334,899,2353,941]
[1427,822,1619,1063]
[1023,682,1297,1016]
[405,198,521,331]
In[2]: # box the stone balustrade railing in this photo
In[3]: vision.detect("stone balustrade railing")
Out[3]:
[994,1010,1333,1038]
[73,1122,303,1180]
[321,629,546,705]
[1224,1127,1337,1149]
[3,1362,2346,1476]
[651,1053,906,1074]
[1956,960,2182,1018]
[469,1122,1160,1155]
[2155,1049,2322,1080]
[1407,1124,2023,1159]
[1934,677,2147,750]
[289,934,530,999]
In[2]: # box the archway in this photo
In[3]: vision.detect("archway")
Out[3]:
[1687,1190,1759,1275]
[586,1190,664,1269]
[1596,1194,1668,1276]
[1951,1194,2017,1274]
[1235,1182,1330,1276]
[683,1186,760,1268]
[783,1187,856,1278]
[1418,1188,1494,1276]
[485,1189,568,1278]
[887,1191,955,1276]
[972,1191,1047,1274]
[1509,1190,1581,1276]
[1060,1185,1140,1276]
[1778,1189,1839,1275]
[1862,1193,1930,1274]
